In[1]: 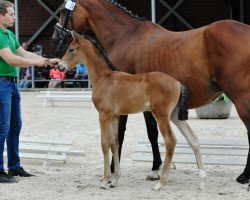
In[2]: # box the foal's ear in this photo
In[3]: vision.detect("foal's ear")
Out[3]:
[71,31,81,42]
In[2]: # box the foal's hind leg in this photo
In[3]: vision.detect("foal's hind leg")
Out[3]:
[154,117,176,191]
[110,116,121,188]
[150,108,176,190]
[143,111,162,180]
[170,109,207,190]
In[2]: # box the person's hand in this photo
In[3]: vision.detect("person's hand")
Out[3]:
[35,58,49,67]
[48,58,60,67]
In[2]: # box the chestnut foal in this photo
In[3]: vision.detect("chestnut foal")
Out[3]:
[60,32,189,190]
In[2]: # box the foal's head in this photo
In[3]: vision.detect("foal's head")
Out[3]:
[60,31,117,71]
[59,31,90,70]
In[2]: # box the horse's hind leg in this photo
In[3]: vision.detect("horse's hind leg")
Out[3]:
[237,129,250,184]
[143,111,162,180]
[170,109,207,189]
[110,116,121,188]
[234,100,250,184]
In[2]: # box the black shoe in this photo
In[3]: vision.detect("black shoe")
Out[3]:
[8,167,34,177]
[0,171,18,183]
[236,172,250,184]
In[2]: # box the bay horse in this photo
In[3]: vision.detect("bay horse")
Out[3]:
[60,31,189,190]
[52,0,250,186]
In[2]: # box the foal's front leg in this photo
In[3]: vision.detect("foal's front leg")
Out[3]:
[110,116,121,187]
[99,113,113,189]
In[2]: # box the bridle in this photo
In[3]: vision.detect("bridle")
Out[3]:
[53,0,76,51]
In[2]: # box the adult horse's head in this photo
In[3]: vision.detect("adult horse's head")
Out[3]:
[51,0,90,52]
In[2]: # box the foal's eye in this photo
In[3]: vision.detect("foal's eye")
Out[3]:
[69,49,74,53]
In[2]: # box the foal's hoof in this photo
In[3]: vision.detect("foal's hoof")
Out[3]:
[236,173,250,184]
[198,170,207,190]
[110,178,119,188]
[247,184,250,192]
[100,175,112,184]
[154,182,163,191]
[100,183,108,190]
[199,182,205,190]
[146,170,160,181]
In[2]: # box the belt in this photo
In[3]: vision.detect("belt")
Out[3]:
[0,76,18,83]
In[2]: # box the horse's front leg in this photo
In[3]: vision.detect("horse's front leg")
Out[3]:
[170,110,207,190]
[110,116,121,188]
[143,111,162,181]
[99,113,113,189]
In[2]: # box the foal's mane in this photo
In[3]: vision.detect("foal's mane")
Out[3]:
[83,35,118,71]
[105,0,146,21]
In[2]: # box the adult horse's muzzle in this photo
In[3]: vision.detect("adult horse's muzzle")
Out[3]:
[51,23,72,51]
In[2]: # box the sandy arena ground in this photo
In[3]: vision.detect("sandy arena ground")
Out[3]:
[0,91,249,200]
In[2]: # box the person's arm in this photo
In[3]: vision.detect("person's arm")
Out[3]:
[16,46,60,67]
[16,46,42,59]
[0,46,59,68]
[0,47,47,67]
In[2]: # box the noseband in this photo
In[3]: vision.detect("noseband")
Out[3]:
[54,0,76,51]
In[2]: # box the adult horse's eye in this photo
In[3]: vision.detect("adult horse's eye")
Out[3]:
[69,48,74,53]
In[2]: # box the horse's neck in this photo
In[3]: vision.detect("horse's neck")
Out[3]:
[83,47,113,85]
[81,0,144,51]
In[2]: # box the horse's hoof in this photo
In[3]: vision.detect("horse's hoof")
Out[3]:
[236,173,250,184]
[146,170,160,181]
[154,182,163,191]
[247,184,250,192]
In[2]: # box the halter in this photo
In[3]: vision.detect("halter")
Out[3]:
[53,0,76,51]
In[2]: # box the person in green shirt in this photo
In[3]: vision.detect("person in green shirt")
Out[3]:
[0,0,59,183]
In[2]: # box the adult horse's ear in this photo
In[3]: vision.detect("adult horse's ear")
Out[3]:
[71,31,81,42]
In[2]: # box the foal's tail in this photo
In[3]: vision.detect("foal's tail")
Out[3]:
[178,84,188,121]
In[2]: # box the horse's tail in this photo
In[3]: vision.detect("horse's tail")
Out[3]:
[178,84,188,121]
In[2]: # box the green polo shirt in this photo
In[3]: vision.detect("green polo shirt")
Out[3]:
[0,28,20,77]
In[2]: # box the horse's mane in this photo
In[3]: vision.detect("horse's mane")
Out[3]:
[105,0,146,21]
[83,35,118,71]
